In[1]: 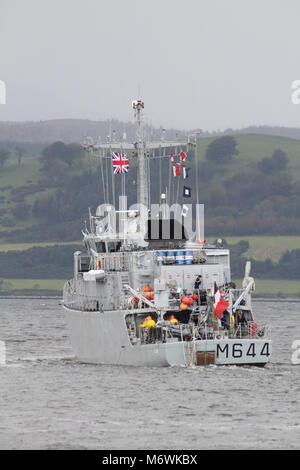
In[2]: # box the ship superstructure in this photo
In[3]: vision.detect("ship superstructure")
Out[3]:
[63,100,272,367]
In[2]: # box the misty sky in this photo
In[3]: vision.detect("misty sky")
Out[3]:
[0,0,299,130]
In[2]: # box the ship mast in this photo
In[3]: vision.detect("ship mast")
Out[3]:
[132,99,148,209]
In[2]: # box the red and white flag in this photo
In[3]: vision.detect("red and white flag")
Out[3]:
[173,165,180,177]
[216,298,230,319]
[170,147,175,163]
[214,282,221,307]
[180,150,187,163]
[214,282,229,319]
[171,148,188,177]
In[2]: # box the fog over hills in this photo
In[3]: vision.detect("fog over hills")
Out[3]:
[0,119,300,144]
[0,119,186,144]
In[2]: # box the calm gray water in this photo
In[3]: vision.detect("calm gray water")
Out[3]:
[0,298,300,450]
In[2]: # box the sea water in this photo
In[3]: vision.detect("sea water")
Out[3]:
[0,298,299,449]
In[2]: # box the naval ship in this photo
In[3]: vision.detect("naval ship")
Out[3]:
[63,100,272,367]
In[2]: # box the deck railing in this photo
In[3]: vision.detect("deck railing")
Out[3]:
[135,320,271,346]
[63,281,103,312]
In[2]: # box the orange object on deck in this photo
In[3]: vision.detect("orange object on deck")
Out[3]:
[181,296,193,306]
[143,282,153,293]
[144,291,154,300]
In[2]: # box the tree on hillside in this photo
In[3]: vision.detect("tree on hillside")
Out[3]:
[63,143,84,169]
[272,149,288,170]
[40,141,67,171]
[46,159,69,183]
[257,148,288,173]
[40,141,84,171]
[257,156,276,173]
[206,136,239,164]
[0,148,9,169]
[15,146,27,166]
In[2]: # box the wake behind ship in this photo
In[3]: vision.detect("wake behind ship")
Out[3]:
[63,100,272,367]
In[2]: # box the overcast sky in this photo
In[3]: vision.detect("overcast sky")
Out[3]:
[0,0,299,130]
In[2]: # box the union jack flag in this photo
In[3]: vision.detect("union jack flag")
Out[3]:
[111,152,129,175]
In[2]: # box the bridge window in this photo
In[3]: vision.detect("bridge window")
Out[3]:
[107,242,121,253]
[96,242,106,253]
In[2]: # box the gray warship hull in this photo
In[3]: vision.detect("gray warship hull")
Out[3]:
[64,307,272,367]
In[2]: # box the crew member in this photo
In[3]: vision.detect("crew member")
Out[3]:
[236,310,246,325]
[221,309,230,330]
[140,316,156,344]
[194,275,202,290]
[141,316,156,329]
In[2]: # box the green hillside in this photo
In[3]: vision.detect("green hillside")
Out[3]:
[234,279,300,297]
[1,133,300,238]
[196,134,300,179]
[0,150,86,236]
[208,235,300,262]
[0,278,65,296]
[0,241,81,252]
[1,129,300,298]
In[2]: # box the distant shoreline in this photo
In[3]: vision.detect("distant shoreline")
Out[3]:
[0,295,62,300]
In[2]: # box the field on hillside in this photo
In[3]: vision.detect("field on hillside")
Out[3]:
[0,156,87,234]
[0,158,40,189]
[0,241,82,252]
[1,278,66,290]
[197,134,300,179]
[234,279,300,297]
[0,159,41,232]
[0,278,65,296]
[208,236,300,262]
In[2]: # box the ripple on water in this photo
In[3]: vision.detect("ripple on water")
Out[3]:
[0,298,300,449]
